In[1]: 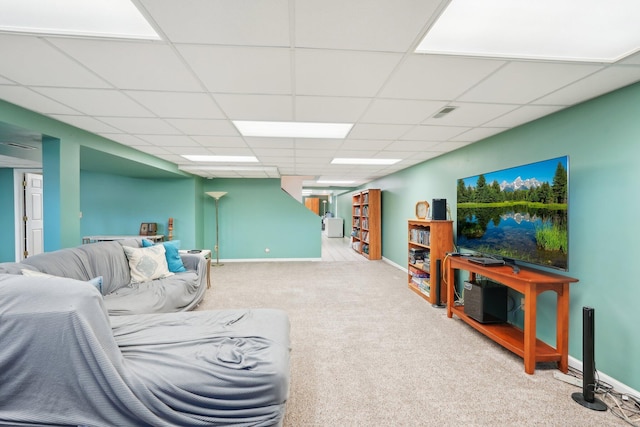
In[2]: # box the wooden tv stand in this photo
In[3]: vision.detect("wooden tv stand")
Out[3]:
[445,257,578,374]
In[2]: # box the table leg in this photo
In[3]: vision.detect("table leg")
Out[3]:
[523,287,537,374]
[556,283,570,373]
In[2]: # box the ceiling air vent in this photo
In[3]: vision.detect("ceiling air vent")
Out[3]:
[433,106,457,119]
[0,142,37,150]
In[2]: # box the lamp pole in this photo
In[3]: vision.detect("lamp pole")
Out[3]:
[205,191,227,267]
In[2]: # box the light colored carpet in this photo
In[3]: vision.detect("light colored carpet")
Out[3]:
[196,260,625,426]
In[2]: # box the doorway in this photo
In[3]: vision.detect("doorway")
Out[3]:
[14,170,43,260]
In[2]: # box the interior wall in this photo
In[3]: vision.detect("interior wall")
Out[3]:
[80,171,198,248]
[204,178,321,260]
[339,81,640,392]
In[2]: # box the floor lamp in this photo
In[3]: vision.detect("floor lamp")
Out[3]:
[206,191,227,267]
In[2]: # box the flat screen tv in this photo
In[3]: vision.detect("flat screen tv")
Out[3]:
[456,156,569,271]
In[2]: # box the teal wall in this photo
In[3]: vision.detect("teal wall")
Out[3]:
[204,179,321,260]
[80,171,198,248]
[339,81,640,392]
[0,169,14,261]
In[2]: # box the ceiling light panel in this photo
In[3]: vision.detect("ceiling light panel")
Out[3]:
[417,0,640,63]
[233,121,353,139]
[0,0,160,40]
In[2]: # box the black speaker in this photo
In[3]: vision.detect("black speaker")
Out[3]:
[572,306,607,411]
[432,198,447,220]
[432,259,445,308]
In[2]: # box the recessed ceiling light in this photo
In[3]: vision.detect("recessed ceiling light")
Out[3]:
[331,158,400,165]
[181,155,258,163]
[416,0,640,63]
[233,120,353,139]
[0,0,160,40]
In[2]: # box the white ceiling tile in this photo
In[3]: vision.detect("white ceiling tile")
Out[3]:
[533,66,640,106]
[48,38,202,91]
[618,51,640,65]
[400,125,469,141]
[160,146,203,155]
[295,139,343,150]
[140,0,290,46]
[296,49,403,97]
[0,86,79,115]
[362,99,447,124]
[423,102,520,127]
[214,94,292,121]
[99,134,151,146]
[0,76,14,84]
[348,123,413,140]
[383,140,442,151]
[49,115,121,133]
[295,0,441,52]
[251,148,294,157]
[450,128,507,142]
[339,140,391,150]
[380,55,505,99]
[244,138,294,149]
[136,135,198,146]
[178,45,292,94]
[295,96,372,122]
[191,136,248,148]
[125,91,225,119]
[165,119,239,136]
[97,117,178,134]
[0,34,109,87]
[459,61,604,104]
[33,88,154,117]
[483,105,566,128]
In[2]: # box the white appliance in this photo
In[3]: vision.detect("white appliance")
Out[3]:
[325,218,344,238]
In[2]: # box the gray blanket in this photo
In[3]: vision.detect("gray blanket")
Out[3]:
[0,274,290,426]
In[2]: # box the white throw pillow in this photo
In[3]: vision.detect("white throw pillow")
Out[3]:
[123,245,174,283]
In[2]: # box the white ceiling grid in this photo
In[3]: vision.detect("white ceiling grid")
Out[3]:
[0,0,638,188]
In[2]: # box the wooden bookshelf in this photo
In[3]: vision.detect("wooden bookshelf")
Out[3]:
[351,189,381,260]
[407,220,453,305]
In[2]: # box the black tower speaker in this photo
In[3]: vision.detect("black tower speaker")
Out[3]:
[432,259,445,308]
[572,306,607,411]
[432,198,447,220]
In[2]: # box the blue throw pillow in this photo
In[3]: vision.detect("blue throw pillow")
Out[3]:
[142,239,187,273]
[87,276,103,293]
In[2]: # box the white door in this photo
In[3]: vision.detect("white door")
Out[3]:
[24,172,44,258]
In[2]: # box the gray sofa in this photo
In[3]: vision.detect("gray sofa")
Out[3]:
[0,273,291,426]
[0,238,207,315]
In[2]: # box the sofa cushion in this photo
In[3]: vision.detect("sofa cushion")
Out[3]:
[142,239,186,273]
[123,245,174,283]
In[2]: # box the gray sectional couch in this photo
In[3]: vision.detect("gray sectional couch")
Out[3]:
[0,238,207,315]
[0,240,292,426]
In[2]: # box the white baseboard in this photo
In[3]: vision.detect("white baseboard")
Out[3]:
[219,258,323,263]
[568,355,639,398]
[382,256,406,272]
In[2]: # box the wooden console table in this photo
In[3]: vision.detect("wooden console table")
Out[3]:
[446,257,578,374]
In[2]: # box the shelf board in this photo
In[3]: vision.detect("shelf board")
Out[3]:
[408,282,430,302]
[450,305,561,361]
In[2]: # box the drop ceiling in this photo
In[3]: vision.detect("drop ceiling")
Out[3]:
[1,0,640,188]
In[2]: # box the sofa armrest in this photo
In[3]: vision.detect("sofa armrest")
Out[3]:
[180,253,205,272]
